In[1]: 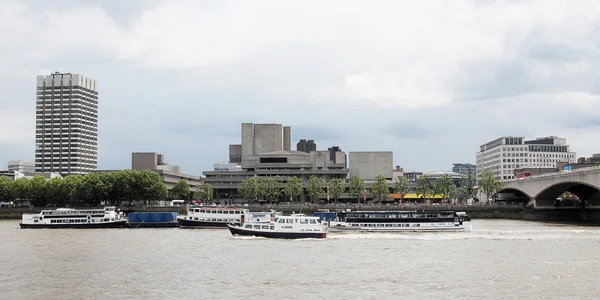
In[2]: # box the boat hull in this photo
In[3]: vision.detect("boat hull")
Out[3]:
[177,218,229,229]
[328,222,473,232]
[228,225,327,239]
[19,220,127,229]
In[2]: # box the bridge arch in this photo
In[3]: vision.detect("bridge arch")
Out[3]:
[534,181,600,206]
[497,187,531,203]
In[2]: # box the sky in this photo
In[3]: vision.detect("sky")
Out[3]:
[1,0,600,176]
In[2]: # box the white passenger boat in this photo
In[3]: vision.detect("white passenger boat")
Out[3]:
[328,210,472,232]
[228,214,328,239]
[177,206,280,229]
[20,206,126,229]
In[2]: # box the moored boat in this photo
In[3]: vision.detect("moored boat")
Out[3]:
[177,206,280,228]
[327,210,472,232]
[228,214,328,239]
[20,206,126,229]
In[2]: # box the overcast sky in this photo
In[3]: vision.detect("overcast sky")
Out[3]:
[1,0,600,175]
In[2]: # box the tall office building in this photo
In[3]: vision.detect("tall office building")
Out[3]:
[297,139,316,153]
[476,136,576,181]
[35,72,98,175]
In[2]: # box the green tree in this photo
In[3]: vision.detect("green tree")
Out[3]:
[81,173,109,206]
[0,176,14,202]
[135,170,167,204]
[64,175,84,205]
[371,174,389,204]
[479,169,504,203]
[416,175,434,203]
[436,174,456,202]
[456,171,476,203]
[238,177,260,203]
[45,177,68,207]
[328,178,345,204]
[349,175,366,203]
[393,176,409,202]
[307,175,325,204]
[264,176,282,203]
[12,178,30,206]
[171,180,191,201]
[283,176,303,202]
[195,182,214,202]
[28,175,47,207]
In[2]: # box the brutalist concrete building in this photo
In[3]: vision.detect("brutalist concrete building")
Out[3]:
[203,123,349,202]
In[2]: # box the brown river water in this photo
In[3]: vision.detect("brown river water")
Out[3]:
[1,219,599,300]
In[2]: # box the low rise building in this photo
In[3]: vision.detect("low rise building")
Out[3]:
[132,152,202,193]
[8,161,35,173]
[452,163,476,177]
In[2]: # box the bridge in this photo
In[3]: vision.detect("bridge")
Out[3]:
[486,166,600,209]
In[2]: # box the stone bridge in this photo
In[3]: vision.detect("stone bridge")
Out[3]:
[488,166,600,208]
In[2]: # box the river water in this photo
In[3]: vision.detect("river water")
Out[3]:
[1,219,599,300]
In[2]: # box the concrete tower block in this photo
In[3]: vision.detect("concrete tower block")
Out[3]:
[241,123,254,161]
[283,126,291,151]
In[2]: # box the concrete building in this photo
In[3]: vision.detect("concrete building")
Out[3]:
[348,151,393,180]
[452,163,476,177]
[403,172,423,182]
[203,123,348,202]
[132,152,202,192]
[476,136,576,181]
[35,72,98,175]
[297,139,316,153]
[392,166,404,182]
[8,161,35,173]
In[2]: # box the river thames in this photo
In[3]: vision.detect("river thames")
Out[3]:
[1,219,599,300]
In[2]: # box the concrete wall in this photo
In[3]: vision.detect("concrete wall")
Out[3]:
[241,123,254,163]
[349,151,393,180]
[229,144,241,163]
[283,126,291,151]
[253,124,283,155]
[132,152,158,170]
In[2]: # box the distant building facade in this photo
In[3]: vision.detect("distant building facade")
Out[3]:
[297,139,316,153]
[35,72,98,175]
[404,172,423,182]
[476,136,576,180]
[131,152,202,194]
[8,160,35,173]
[204,123,349,202]
[392,166,404,182]
[348,151,393,180]
[452,163,476,177]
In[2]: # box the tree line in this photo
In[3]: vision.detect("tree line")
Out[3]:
[233,172,484,204]
[169,180,214,202]
[0,170,167,207]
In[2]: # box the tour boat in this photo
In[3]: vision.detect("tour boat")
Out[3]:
[177,206,280,228]
[19,206,127,229]
[327,210,473,232]
[227,214,328,239]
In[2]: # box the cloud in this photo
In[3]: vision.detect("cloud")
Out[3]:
[1,0,600,175]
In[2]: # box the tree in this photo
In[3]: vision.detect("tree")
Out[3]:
[456,171,476,203]
[264,176,282,203]
[135,170,167,204]
[479,169,503,203]
[81,173,109,206]
[0,176,14,202]
[436,174,456,202]
[307,176,325,204]
[28,175,47,207]
[64,175,84,205]
[195,182,214,202]
[415,175,434,203]
[371,174,389,204]
[256,178,268,202]
[45,177,68,207]
[349,175,366,203]
[12,178,30,206]
[328,178,345,204]
[238,177,260,203]
[393,176,409,202]
[283,176,303,202]
[171,180,191,201]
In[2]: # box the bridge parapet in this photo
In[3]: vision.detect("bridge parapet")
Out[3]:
[502,165,600,183]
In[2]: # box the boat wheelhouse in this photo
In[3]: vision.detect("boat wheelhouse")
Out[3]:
[328,210,472,232]
[228,214,328,239]
[19,206,126,229]
[177,207,280,228]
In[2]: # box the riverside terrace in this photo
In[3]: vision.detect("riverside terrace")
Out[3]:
[2,203,600,223]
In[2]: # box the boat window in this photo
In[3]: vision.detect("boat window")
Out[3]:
[286,219,294,224]
[299,219,308,224]
[261,225,269,229]
[310,219,317,224]
[245,225,252,229]
[270,226,274,230]
[277,219,284,223]
[253,225,261,229]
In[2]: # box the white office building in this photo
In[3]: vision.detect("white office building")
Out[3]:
[476,136,576,181]
[35,72,98,175]
[7,160,35,173]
